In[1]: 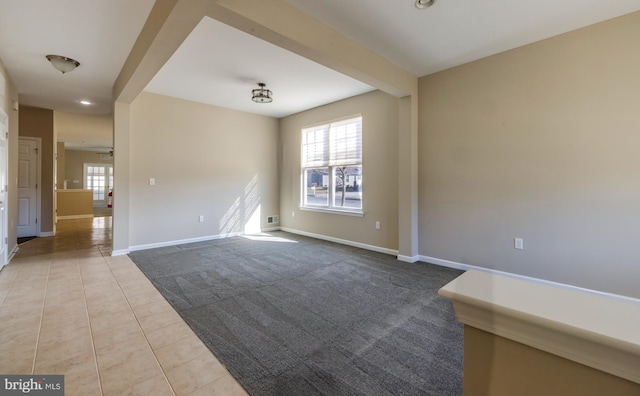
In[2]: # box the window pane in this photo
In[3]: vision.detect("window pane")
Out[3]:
[302,126,329,167]
[304,168,329,206]
[329,118,361,166]
[334,165,362,209]
[85,164,109,203]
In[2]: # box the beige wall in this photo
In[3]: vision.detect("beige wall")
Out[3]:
[418,12,640,298]
[127,92,279,248]
[64,149,113,190]
[54,111,113,149]
[57,190,93,217]
[113,0,418,256]
[464,326,640,396]
[18,105,55,234]
[280,90,399,251]
[56,142,65,190]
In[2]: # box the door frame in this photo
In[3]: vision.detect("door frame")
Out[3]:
[83,163,113,206]
[18,136,42,238]
[0,107,8,267]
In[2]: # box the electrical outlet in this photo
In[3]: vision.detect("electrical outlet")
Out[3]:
[149,178,155,186]
[514,238,524,250]
[199,215,204,223]
[375,221,381,230]
[292,211,295,218]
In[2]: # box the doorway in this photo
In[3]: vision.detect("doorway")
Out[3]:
[17,137,40,238]
[0,108,8,267]
[84,163,113,207]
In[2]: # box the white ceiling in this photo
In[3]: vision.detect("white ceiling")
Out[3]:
[1,0,639,147]
[144,17,374,119]
[287,0,640,77]
[0,0,156,115]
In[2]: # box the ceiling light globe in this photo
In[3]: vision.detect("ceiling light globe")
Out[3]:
[415,0,436,9]
[46,55,80,74]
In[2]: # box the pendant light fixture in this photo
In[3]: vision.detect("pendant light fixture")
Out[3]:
[46,55,80,74]
[251,83,273,103]
[415,0,436,9]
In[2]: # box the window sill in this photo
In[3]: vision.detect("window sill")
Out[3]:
[299,206,364,217]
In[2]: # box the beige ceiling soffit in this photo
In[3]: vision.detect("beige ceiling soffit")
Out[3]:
[113,0,210,103]
[208,0,417,98]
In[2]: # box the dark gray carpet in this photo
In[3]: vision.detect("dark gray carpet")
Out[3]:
[129,231,464,395]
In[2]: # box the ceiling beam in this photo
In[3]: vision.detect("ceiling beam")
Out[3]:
[207,0,418,98]
[113,0,209,103]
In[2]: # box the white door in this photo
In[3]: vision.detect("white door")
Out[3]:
[18,138,39,238]
[0,108,8,266]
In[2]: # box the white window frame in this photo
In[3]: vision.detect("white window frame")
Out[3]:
[83,163,113,206]
[300,115,363,216]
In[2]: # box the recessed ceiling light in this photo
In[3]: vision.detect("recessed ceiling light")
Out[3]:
[415,0,436,9]
[79,100,92,105]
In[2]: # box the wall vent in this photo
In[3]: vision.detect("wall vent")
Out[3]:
[267,215,280,224]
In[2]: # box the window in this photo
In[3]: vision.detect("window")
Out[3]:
[301,116,362,214]
[84,163,113,205]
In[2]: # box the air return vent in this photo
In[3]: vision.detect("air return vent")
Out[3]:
[267,215,280,224]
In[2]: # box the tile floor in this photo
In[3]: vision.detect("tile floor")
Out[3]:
[0,217,247,396]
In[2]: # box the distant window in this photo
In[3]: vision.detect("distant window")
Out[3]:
[84,163,113,205]
[301,116,362,214]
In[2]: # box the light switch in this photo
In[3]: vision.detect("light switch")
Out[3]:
[514,238,524,250]
[149,178,155,186]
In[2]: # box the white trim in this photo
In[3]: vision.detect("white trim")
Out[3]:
[7,244,19,264]
[57,214,94,220]
[18,137,42,238]
[299,206,364,217]
[397,254,419,263]
[439,270,640,384]
[127,232,245,253]
[0,107,7,267]
[112,230,272,256]
[420,255,640,303]
[38,231,54,237]
[111,248,130,257]
[113,227,399,259]
[83,163,113,206]
[280,226,398,256]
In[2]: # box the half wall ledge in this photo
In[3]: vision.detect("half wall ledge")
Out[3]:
[439,270,640,393]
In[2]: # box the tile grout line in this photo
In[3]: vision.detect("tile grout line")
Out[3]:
[104,255,178,396]
[31,257,52,375]
[111,255,240,395]
[0,266,19,306]
[78,253,105,396]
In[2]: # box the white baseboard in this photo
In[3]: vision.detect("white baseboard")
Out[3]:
[38,231,55,237]
[7,244,19,263]
[419,255,640,303]
[127,232,245,254]
[397,254,419,263]
[112,228,285,256]
[418,255,472,271]
[111,249,130,257]
[280,227,399,256]
[115,227,397,258]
